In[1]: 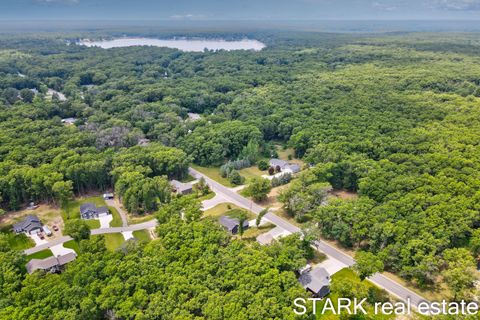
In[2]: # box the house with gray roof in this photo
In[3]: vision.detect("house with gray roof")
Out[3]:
[13,215,43,235]
[80,203,109,220]
[269,159,301,174]
[298,267,331,298]
[169,180,193,195]
[26,252,77,274]
[219,216,249,235]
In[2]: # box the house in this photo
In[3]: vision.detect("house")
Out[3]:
[137,138,150,146]
[103,193,114,200]
[219,216,249,235]
[26,252,77,274]
[169,180,193,195]
[13,215,43,235]
[269,159,301,174]
[187,112,201,121]
[80,203,110,220]
[298,267,331,298]
[61,118,77,125]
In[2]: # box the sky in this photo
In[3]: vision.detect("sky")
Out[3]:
[1,0,480,20]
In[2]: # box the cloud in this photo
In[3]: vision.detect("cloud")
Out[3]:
[371,1,398,11]
[428,0,480,10]
[170,13,205,20]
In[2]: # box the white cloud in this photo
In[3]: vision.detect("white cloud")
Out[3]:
[170,13,205,20]
[372,1,398,11]
[428,0,480,10]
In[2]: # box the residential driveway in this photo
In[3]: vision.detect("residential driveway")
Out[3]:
[30,233,48,246]
[105,199,128,227]
[201,194,228,211]
[98,215,113,229]
[317,258,348,276]
[50,243,76,257]
[248,216,272,227]
[122,231,134,241]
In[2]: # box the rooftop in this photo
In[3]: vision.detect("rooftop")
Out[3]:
[298,267,330,294]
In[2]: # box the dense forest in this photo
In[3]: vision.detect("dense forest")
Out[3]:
[0,29,480,316]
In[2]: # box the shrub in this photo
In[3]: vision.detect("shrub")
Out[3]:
[258,159,269,171]
[228,170,245,185]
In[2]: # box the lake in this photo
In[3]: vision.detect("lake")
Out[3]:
[78,37,266,52]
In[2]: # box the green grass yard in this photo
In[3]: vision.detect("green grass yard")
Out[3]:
[133,230,152,242]
[26,249,53,262]
[2,232,34,250]
[191,164,233,187]
[203,203,255,220]
[63,196,106,229]
[93,233,125,251]
[63,240,80,254]
[108,206,123,227]
[312,268,393,320]
[238,166,266,182]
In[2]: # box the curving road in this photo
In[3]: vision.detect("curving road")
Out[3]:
[188,167,429,308]
[25,167,428,308]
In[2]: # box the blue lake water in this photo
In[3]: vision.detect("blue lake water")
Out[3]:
[78,37,266,52]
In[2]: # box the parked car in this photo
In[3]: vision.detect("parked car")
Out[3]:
[52,225,59,231]
[39,233,45,240]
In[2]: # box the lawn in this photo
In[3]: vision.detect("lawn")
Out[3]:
[94,233,125,251]
[314,268,394,320]
[240,223,275,241]
[133,230,152,242]
[191,164,234,187]
[108,206,123,227]
[63,239,80,254]
[0,205,64,240]
[26,249,53,262]
[63,196,106,229]
[128,214,156,225]
[2,232,35,250]
[238,166,266,182]
[203,203,255,220]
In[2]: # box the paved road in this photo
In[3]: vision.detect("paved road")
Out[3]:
[24,236,73,255]
[91,220,157,235]
[189,167,429,308]
[24,220,157,255]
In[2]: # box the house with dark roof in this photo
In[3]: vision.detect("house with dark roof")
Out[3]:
[219,216,249,235]
[13,215,43,235]
[269,159,301,174]
[80,203,109,220]
[26,252,77,274]
[298,267,331,298]
[170,180,193,195]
